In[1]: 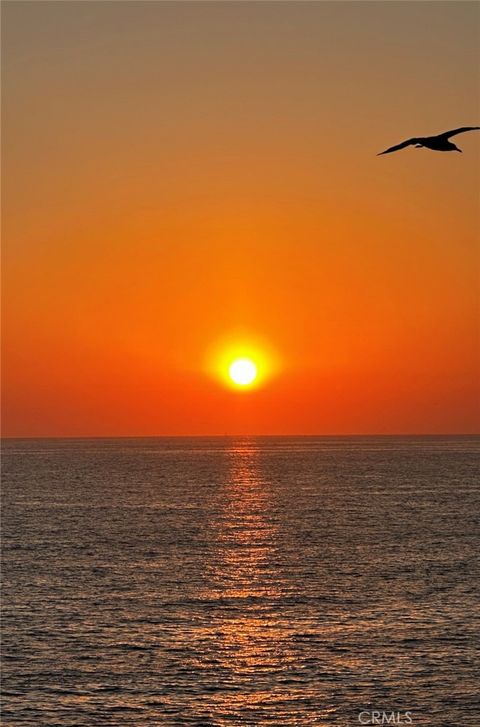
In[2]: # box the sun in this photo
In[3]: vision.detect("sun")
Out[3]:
[229,358,257,387]
[206,331,278,391]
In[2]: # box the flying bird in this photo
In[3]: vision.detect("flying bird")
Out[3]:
[378,126,480,155]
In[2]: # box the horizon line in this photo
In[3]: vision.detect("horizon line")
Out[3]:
[1,432,479,441]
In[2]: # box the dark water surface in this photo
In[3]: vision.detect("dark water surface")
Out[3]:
[2,436,479,726]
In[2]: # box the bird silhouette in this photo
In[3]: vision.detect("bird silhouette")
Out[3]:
[378,126,480,155]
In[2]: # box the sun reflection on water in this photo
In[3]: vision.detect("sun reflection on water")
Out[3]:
[199,439,306,723]
[209,438,280,600]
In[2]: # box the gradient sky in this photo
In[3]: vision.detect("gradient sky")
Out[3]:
[2,1,479,436]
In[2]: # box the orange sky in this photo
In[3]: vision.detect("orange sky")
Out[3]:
[2,1,479,436]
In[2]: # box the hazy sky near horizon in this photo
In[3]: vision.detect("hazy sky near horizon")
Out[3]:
[3,1,479,436]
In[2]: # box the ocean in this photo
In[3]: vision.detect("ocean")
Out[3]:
[2,436,479,726]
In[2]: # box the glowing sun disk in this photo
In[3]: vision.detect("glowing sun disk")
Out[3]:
[229,358,257,386]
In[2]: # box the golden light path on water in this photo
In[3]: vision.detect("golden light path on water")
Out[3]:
[198,440,333,724]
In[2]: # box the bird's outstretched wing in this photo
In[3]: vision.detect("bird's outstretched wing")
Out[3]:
[438,126,480,139]
[377,138,418,155]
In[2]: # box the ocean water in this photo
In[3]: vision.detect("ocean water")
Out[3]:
[2,436,479,726]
